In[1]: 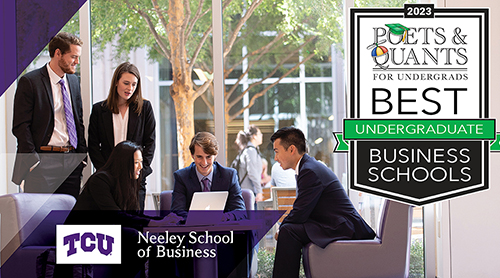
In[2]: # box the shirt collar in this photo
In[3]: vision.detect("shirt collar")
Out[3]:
[46,63,66,85]
[195,162,215,183]
[294,155,303,176]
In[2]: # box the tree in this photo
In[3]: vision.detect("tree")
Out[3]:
[89,0,345,167]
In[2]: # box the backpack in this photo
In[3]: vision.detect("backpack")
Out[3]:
[230,145,256,183]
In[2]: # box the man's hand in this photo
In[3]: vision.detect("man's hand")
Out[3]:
[29,161,40,172]
[148,212,183,227]
[274,228,279,240]
[255,193,264,202]
[221,212,231,222]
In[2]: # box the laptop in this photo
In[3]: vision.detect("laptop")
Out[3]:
[185,191,229,226]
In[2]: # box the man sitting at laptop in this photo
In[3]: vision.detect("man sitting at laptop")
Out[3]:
[170,132,248,278]
[171,131,246,221]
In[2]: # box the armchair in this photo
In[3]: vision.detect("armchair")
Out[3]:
[302,200,414,278]
[0,193,76,277]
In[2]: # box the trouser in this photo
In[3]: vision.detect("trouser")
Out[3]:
[24,152,85,199]
[272,223,311,278]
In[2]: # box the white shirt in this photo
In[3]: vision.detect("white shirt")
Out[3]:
[46,64,72,147]
[270,162,297,187]
[112,107,129,146]
[294,156,303,176]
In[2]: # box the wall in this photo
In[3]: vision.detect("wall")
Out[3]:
[439,0,500,277]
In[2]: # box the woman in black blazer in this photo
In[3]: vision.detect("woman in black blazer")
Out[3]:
[88,62,155,211]
[65,141,179,277]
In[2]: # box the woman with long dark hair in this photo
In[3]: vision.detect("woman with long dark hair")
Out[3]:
[235,125,264,202]
[65,141,179,277]
[73,140,145,212]
[88,62,155,211]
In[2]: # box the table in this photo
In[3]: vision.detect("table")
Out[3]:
[144,220,263,278]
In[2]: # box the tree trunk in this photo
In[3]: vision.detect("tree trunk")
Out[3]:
[168,0,195,168]
[171,91,195,168]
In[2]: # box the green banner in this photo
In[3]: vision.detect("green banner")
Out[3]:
[333,131,500,152]
[344,119,495,140]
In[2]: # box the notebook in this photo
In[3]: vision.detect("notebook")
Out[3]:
[185,191,229,226]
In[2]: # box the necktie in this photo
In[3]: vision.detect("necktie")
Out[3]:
[202,177,210,192]
[58,79,78,149]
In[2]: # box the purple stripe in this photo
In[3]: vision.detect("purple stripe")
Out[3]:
[1,0,87,97]
[0,0,17,97]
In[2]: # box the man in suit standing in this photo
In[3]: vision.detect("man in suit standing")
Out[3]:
[271,127,375,278]
[12,32,87,199]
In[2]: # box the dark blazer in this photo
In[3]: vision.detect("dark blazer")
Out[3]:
[67,171,155,230]
[88,100,155,177]
[171,161,246,219]
[11,65,87,185]
[283,154,375,248]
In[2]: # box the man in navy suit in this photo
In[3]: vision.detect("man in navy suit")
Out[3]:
[12,32,87,199]
[170,132,247,278]
[271,127,375,278]
[171,131,246,219]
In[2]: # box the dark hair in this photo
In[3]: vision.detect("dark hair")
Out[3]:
[104,62,144,115]
[189,132,219,156]
[48,32,83,58]
[270,126,307,154]
[98,141,143,210]
[235,125,260,149]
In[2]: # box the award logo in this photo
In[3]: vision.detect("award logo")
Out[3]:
[336,5,492,206]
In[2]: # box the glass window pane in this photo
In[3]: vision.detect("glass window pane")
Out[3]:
[305,54,333,78]
[306,83,333,115]
[159,86,178,191]
[159,58,173,81]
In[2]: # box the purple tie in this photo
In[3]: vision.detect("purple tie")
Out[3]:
[202,178,210,192]
[58,79,78,149]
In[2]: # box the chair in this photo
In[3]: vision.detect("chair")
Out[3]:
[240,189,255,210]
[302,200,414,278]
[271,187,296,223]
[159,189,255,213]
[262,187,271,200]
[151,192,161,210]
[0,193,76,277]
[159,190,173,215]
[0,193,113,278]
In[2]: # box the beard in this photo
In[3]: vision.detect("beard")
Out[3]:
[58,59,76,74]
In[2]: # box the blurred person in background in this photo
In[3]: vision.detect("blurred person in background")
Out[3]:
[234,125,264,203]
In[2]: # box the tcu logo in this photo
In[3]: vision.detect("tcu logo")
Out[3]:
[57,225,121,264]
[64,232,114,256]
